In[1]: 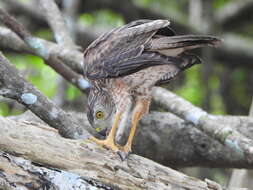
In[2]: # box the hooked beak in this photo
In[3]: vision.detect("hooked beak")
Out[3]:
[99,128,107,136]
[95,126,107,136]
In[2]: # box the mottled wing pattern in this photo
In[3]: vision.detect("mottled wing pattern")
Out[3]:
[84,19,220,81]
[155,53,201,85]
[88,50,183,79]
[84,20,173,79]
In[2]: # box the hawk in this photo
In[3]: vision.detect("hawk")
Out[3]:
[84,19,220,159]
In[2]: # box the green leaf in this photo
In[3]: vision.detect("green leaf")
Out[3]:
[79,10,124,28]
[0,102,9,116]
[66,85,81,101]
[6,54,57,98]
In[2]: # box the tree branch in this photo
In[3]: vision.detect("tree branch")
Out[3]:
[39,0,76,46]
[2,1,253,69]
[9,110,253,169]
[0,116,231,190]
[0,9,89,92]
[215,0,253,31]
[0,52,89,139]
[0,26,83,73]
[1,1,253,168]
[138,112,253,169]
[0,151,118,190]
[152,87,253,164]
[228,93,253,188]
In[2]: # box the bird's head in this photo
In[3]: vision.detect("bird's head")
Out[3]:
[87,88,115,136]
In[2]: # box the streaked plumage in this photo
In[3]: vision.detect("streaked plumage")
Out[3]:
[84,19,220,159]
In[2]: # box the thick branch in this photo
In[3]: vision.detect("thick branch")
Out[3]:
[0,52,89,139]
[0,152,103,190]
[137,112,253,169]
[0,26,32,53]
[152,87,253,163]
[10,110,253,169]
[228,85,253,188]
[0,116,228,190]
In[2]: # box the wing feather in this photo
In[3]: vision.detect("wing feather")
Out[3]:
[84,20,172,78]
[156,53,201,85]
[84,19,221,81]
[87,50,182,79]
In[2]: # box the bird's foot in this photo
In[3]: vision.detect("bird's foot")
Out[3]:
[89,136,133,161]
[89,136,119,152]
[117,144,132,161]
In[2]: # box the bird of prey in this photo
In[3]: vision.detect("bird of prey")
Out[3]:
[84,19,220,159]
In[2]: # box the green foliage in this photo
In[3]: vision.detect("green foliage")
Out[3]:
[80,13,95,26]
[213,0,231,9]
[34,29,53,40]
[176,65,204,107]
[66,84,81,101]
[7,54,57,98]
[175,65,226,114]
[134,0,187,24]
[0,102,9,116]
[135,0,187,10]
[0,54,58,116]
[79,10,124,28]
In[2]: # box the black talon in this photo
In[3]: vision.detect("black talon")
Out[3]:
[117,151,131,161]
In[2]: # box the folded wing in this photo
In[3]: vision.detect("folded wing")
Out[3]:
[84,19,221,80]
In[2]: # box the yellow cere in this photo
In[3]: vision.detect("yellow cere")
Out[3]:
[96,127,102,132]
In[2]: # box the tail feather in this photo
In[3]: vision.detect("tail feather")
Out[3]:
[147,35,221,56]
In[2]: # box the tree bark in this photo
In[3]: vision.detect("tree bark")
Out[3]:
[8,110,253,169]
[0,116,226,190]
[228,98,253,188]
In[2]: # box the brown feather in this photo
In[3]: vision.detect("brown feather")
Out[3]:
[84,20,221,80]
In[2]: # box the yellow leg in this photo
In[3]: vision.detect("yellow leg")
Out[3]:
[120,99,150,158]
[122,110,142,154]
[90,112,121,152]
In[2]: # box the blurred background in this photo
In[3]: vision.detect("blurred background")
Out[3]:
[0,0,253,187]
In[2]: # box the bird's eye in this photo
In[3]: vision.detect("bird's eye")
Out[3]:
[95,111,104,119]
